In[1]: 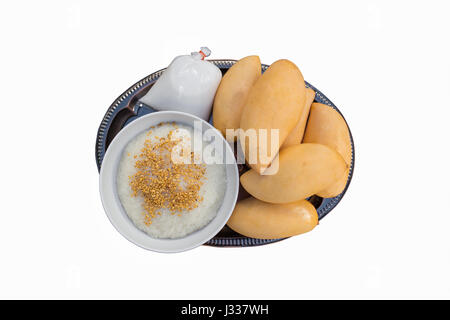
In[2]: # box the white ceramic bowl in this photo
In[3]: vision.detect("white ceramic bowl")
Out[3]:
[99,111,239,253]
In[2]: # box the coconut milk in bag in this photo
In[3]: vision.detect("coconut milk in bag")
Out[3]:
[140,47,222,120]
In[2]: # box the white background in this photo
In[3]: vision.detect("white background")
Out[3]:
[1,0,449,299]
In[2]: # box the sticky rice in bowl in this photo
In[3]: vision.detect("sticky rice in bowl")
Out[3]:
[99,111,239,253]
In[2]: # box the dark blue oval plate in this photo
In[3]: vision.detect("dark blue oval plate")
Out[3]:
[95,59,355,247]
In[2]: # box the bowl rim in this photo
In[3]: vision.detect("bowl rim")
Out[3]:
[99,110,240,253]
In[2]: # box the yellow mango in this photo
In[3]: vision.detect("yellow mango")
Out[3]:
[227,198,318,239]
[282,87,316,148]
[239,59,306,174]
[240,143,348,203]
[303,103,352,197]
[213,56,261,139]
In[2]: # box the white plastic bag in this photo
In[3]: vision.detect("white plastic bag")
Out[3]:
[140,47,222,120]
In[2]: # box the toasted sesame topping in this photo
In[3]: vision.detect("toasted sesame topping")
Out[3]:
[129,123,206,226]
